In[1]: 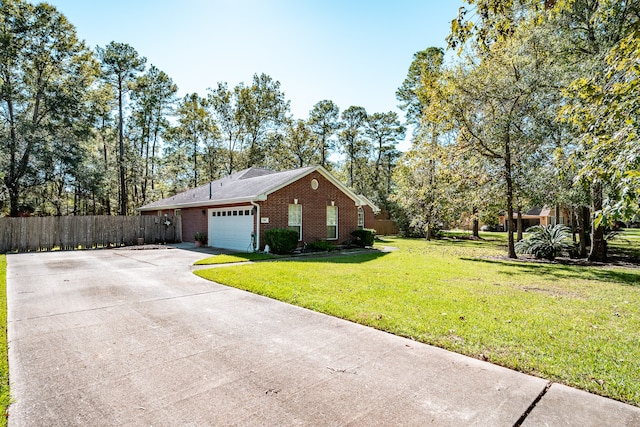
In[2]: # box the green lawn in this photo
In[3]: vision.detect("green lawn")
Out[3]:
[194,252,278,265]
[0,255,9,426]
[609,228,640,260]
[195,231,640,406]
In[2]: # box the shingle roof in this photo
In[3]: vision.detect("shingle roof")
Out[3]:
[138,165,319,211]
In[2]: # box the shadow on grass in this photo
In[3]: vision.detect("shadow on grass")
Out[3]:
[289,251,389,265]
[462,257,640,287]
[431,238,506,251]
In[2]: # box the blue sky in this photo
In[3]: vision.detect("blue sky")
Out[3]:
[46,1,465,135]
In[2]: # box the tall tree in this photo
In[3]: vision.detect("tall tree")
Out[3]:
[554,0,640,261]
[396,47,444,127]
[86,83,117,215]
[237,73,289,168]
[364,111,405,201]
[0,0,98,216]
[445,23,554,257]
[207,82,243,175]
[277,119,316,169]
[563,30,640,257]
[339,106,368,188]
[97,41,146,215]
[308,100,340,168]
[129,65,177,204]
[164,93,219,188]
[448,0,640,261]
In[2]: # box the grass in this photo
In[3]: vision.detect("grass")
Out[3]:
[0,256,9,425]
[609,228,640,260]
[195,231,640,406]
[194,252,278,265]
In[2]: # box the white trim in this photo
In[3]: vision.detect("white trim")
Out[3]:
[288,203,303,241]
[208,206,254,252]
[357,194,380,214]
[137,194,267,212]
[326,205,338,240]
[250,201,260,251]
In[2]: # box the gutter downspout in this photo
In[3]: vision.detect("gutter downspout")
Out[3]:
[250,200,260,252]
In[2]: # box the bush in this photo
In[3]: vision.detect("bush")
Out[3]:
[351,228,376,247]
[264,228,299,254]
[193,232,208,244]
[305,240,336,252]
[515,224,573,261]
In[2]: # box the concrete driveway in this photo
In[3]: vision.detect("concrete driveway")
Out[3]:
[7,246,640,426]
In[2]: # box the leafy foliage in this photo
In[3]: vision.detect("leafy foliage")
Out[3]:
[305,240,336,252]
[351,228,376,247]
[515,224,573,260]
[562,31,640,226]
[308,100,340,168]
[0,0,99,216]
[97,41,147,215]
[264,228,299,254]
[193,231,208,244]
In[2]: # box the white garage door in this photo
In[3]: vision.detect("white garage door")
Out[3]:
[208,207,254,251]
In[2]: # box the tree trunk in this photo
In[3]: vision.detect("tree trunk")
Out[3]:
[516,206,523,242]
[320,134,327,167]
[118,77,127,216]
[472,206,479,238]
[588,182,607,261]
[6,94,21,217]
[504,137,517,259]
[8,183,19,217]
[577,205,590,258]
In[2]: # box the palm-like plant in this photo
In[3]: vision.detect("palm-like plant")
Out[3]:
[515,224,573,261]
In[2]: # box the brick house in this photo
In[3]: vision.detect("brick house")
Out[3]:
[137,165,379,251]
[498,206,573,231]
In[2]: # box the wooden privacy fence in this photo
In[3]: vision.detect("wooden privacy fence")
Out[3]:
[0,215,182,254]
[373,219,399,236]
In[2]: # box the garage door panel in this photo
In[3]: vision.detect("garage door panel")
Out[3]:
[208,207,254,251]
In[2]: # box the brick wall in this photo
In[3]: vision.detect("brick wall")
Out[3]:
[142,203,253,243]
[181,208,208,242]
[257,171,361,248]
[141,171,374,248]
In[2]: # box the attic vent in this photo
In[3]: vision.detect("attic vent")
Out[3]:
[311,179,319,190]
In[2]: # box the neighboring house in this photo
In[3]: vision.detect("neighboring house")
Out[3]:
[137,165,379,251]
[499,206,572,231]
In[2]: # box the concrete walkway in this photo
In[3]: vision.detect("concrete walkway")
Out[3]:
[6,246,640,426]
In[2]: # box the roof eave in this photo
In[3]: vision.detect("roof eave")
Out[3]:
[136,195,260,212]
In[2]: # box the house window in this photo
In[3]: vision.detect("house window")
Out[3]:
[327,206,338,240]
[174,209,181,217]
[358,207,364,229]
[288,204,302,241]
